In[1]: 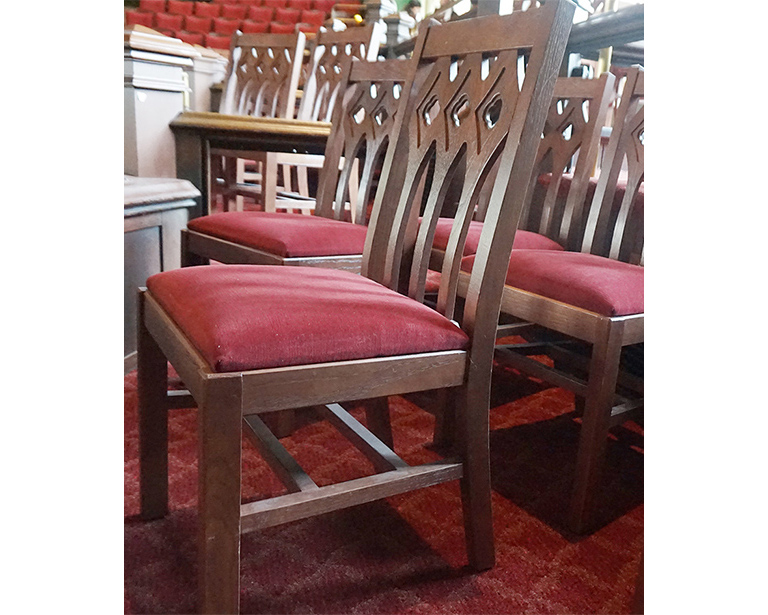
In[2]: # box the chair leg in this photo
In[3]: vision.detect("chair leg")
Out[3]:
[431,388,457,450]
[137,292,169,520]
[569,322,624,534]
[262,154,278,213]
[456,384,495,571]
[363,397,393,449]
[197,379,243,615]
[181,230,209,268]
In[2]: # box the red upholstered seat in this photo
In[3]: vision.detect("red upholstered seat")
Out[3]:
[290,0,313,10]
[431,218,564,256]
[240,19,269,32]
[156,12,184,30]
[168,0,195,15]
[213,17,241,34]
[177,31,205,45]
[248,6,274,21]
[461,250,644,317]
[221,3,249,19]
[275,7,301,23]
[270,21,296,33]
[264,0,287,8]
[139,0,166,11]
[146,265,470,372]
[187,211,369,257]
[185,14,213,33]
[195,1,221,17]
[125,10,155,27]
[205,32,232,49]
[314,0,336,12]
[301,9,326,27]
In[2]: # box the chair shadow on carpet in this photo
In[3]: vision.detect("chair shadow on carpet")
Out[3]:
[485,365,644,540]
[125,500,482,614]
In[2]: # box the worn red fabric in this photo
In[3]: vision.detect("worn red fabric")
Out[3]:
[146,265,469,372]
[187,211,368,257]
[536,173,644,215]
[194,2,221,18]
[430,218,564,256]
[461,250,644,317]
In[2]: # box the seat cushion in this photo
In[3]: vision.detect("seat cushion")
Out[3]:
[187,211,368,258]
[461,250,643,317]
[146,265,470,373]
[431,218,564,256]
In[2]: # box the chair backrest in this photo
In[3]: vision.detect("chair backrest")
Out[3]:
[519,73,616,250]
[218,31,307,118]
[581,65,644,264]
[296,24,382,122]
[314,58,411,225]
[362,0,576,341]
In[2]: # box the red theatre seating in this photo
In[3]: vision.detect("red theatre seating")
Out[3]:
[301,9,325,27]
[177,31,206,45]
[139,0,166,11]
[248,6,274,21]
[270,21,296,33]
[125,10,155,27]
[213,17,242,35]
[238,0,263,5]
[221,4,249,19]
[155,12,185,30]
[195,2,221,17]
[205,32,232,49]
[185,15,213,33]
[274,7,301,23]
[168,0,195,16]
[240,20,269,33]
[263,0,286,9]
[313,0,337,13]
[289,0,313,10]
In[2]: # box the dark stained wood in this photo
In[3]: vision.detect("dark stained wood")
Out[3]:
[138,4,576,611]
[483,66,645,534]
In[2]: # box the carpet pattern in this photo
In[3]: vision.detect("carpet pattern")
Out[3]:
[124,362,643,614]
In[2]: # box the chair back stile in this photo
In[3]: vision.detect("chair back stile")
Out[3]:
[218,32,307,119]
[363,0,577,338]
[297,24,382,123]
[313,58,410,224]
[581,65,644,264]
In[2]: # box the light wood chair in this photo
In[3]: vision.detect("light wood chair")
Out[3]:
[459,65,645,534]
[182,57,409,274]
[267,23,383,214]
[137,3,575,613]
[212,31,307,213]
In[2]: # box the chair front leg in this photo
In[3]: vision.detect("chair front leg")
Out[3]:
[137,291,170,520]
[197,379,243,615]
[569,321,625,534]
[457,381,495,571]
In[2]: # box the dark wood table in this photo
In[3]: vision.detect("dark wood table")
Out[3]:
[169,111,332,219]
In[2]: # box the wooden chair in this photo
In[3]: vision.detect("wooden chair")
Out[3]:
[226,24,382,213]
[137,2,575,612]
[211,31,307,213]
[458,65,645,534]
[428,73,617,270]
[183,57,409,274]
[268,23,383,213]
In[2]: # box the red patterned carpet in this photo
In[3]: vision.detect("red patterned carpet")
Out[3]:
[124,362,643,614]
